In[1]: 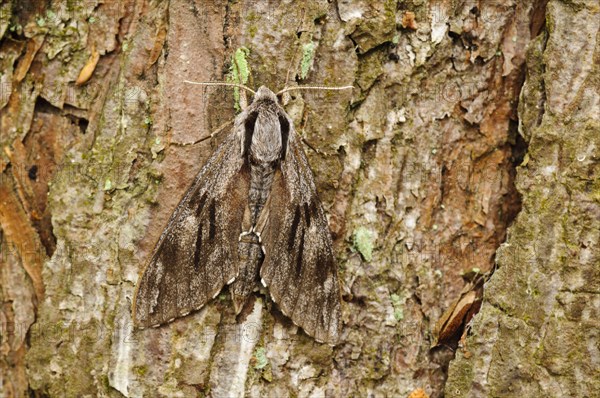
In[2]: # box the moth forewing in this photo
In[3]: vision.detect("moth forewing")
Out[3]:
[133,124,249,329]
[258,118,342,345]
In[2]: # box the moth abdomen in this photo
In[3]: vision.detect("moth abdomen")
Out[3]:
[248,163,277,222]
[237,233,262,257]
[231,232,264,314]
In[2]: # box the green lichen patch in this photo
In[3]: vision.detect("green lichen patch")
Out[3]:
[300,42,316,80]
[390,293,404,321]
[252,347,268,370]
[227,47,251,110]
[353,227,375,261]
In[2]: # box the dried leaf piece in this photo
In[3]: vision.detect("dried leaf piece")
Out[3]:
[147,25,167,68]
[432,277,483,348]
[76,45,100,86]
[14,35,45,83]
[0,178,46,303]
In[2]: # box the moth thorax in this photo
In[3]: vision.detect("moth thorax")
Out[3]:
[250,110,282,163]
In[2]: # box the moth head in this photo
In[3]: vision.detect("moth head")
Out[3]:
[253,86,279,104]
[181,80,352,162]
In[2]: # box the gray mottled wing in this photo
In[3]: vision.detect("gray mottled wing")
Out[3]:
[133,131,250,328]
[258,128,342,344]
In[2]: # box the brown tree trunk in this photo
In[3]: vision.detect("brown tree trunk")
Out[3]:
[0,0,595,397]
[446,0,600,396]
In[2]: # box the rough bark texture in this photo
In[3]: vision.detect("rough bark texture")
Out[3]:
[446,0,600,397]
[0,0,595,397]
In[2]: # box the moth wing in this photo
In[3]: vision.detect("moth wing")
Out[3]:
[133,130,250,328]
[259,127,342,344]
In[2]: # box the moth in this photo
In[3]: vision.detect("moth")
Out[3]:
[133,83,352,344]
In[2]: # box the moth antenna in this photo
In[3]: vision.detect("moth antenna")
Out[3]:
[183,80,256,95]
[276,85,354,96]
[169,120,233,147]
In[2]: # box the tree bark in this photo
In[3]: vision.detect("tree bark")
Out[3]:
[0,0,595,397]
[446,1,600,396]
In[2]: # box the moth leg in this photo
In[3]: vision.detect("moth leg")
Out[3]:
[168,120,234,147]
[299,135,338,157]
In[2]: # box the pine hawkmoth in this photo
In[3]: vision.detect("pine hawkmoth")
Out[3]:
[133,83,351,344]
